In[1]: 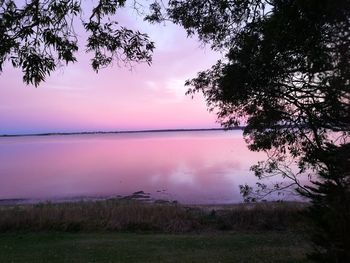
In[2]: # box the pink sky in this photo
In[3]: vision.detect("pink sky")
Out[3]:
[0,6,221,135]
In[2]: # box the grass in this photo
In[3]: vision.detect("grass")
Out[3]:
[0,200,308,233]
[0,231,311,263]
[0,201,311,262]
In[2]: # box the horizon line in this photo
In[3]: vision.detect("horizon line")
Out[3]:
[0,127,245,138]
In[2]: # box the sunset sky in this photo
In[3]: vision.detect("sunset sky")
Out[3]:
[0,5,220,135]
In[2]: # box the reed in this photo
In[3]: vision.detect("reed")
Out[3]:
[0,200,307,233]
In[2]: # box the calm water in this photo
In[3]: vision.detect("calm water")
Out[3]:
[0,130,271,204]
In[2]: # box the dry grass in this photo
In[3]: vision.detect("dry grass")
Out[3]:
[0,200,308,233]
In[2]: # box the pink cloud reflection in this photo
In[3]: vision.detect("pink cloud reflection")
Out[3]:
[0,131,266,203]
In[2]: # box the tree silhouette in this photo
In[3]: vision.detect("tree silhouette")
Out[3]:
[147,0,350,261]
[0,0,155,86]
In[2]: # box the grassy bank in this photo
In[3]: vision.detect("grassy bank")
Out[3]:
[0,200,307,232]
[0,201,311,262]
[0,232,310,263]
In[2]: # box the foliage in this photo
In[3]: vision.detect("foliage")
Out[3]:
[147,0,350,261]
[0,0,155,86]
[304,144,350,262]
[165,0,350,183]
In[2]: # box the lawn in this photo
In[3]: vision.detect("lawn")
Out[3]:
[0,231,310,263]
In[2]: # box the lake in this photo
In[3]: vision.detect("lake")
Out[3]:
[0,130,295,204]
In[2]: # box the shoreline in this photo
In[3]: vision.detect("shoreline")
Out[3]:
[0,193,308,207]
[0,127,244,138]
[0,198,308,233]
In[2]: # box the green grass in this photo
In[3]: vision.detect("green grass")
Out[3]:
[0,231,310,263]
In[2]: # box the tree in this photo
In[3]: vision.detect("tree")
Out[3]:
[146,0,350,261]
[0,0,155,86]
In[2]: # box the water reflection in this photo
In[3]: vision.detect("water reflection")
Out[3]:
[0,131,267,204]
